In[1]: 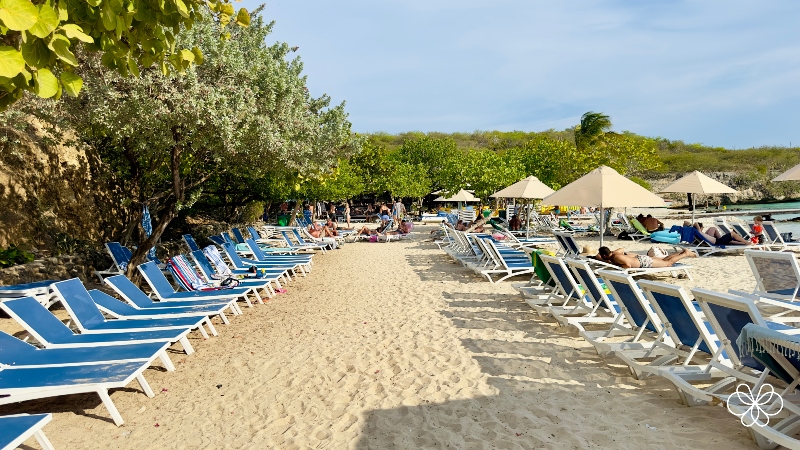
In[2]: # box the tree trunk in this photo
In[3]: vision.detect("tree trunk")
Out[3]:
[288,202,302,226]
[125,138,184,280]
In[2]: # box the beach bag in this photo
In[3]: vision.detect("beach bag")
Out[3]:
[782,232,795,242]
[369,235,378,243]
[647,246,668,259]
[219,277,240,287]
[617,230,631,240]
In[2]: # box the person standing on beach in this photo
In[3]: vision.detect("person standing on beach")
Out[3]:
[393,200,405,224]
[344,201,351,228]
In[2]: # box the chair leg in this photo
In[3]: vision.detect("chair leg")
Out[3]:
[136,373,155,397]
[196,324,209,339]
[179,336,195,355]
[97,389,125,426]
[34,430,55,450]
[252,289,264,305]
[204,318,218,336]
[159,350,176,371]
[218,311,230,325]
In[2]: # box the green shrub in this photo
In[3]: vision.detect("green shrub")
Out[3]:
[0,245,35,268]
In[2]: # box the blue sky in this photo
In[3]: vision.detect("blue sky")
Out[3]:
[238,1,800,148]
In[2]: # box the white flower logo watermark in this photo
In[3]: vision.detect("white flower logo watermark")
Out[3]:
[727,383,784,427]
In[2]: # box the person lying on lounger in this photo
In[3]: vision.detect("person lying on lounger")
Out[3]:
[356,216,391,236]
[384,221,411,236]
[595,246,696,269]
[693,222,752,245]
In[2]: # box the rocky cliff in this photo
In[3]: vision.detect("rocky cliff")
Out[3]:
[0,120,124,253]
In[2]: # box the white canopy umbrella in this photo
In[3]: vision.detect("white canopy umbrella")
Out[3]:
[434,189,480,203]
[660,170,737,223]
[772,163,800,182]
[490,176,555,199]
[542,166,665,246]
[491,176,555,237]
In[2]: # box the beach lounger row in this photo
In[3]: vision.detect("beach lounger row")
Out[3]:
[0,233,322,442]
[518,249,800,448]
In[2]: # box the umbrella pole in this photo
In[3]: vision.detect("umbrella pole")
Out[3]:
[691,196,695,224]
[526,199,531,239]
[600,202,604,247]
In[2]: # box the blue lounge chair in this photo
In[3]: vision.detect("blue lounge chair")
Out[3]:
[51,278,214,338]
[183,234,201,252]
[530,254,591,315]
[231,228,247,244]
[552,230,582,257]
[280,230,326,253]
[478,238,537,283]
[104,274,241,314]
[761,221,800,251]
[247,226,291,248]
[590,270,663,355]
[733,324,800,449]
[0,414,54,450]
[244,239,310,276]
[0,361,157,426]
[94,241,132,281]
[168,254,270,304]
[208,235,226,246]
[220,242,309,278]
[137,261,255,308]
[687,288,800,405]
[0,296,196,354]
[89,289,230,329]
[189,250,280,298]
[0,280,58,307]
[562,258,622,330]
[618,280,718,385]
[0,329,173,370]
[741,249,800,302]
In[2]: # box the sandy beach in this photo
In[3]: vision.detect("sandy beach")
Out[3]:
[0,223,764,449]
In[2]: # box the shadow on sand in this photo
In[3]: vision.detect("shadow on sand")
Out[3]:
[353,290,751,449]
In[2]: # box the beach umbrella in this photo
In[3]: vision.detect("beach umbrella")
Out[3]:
[141,205,157,261]
[490,176,555,238]
[542,166,665,246]
[434,189,480,203]
[435,189,480,222]
[772,163,800,182]
[660,170,737,223]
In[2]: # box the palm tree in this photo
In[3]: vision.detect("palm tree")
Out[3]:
[575,111,612,151]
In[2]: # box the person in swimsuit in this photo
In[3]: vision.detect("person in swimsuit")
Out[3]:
[596,246,697,269]
[693,222,751,246]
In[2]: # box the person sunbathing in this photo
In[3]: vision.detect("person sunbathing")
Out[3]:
[596,246,696,269]
[309,222,335,239]
[356,216,391,236]
[693,222,751,245]
[324,218,339,236]
[384,221,411,236]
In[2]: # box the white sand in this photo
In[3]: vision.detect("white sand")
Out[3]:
[0,225,762,449]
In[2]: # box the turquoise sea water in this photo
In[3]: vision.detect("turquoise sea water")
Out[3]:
[711,201,800,237]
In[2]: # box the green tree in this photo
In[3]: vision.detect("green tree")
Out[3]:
[20,11,357,273]
[396,136,459,191]
[0,0,250,109]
